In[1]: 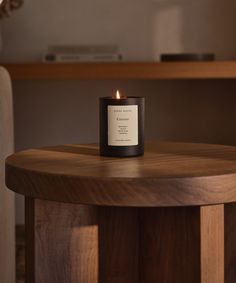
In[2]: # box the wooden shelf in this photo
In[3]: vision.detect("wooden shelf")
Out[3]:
[3,61,236,80]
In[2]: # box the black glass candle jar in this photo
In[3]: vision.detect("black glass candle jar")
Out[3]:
[100,91,144,157]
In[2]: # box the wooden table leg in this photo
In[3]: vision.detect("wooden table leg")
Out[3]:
[26,198,225,283]
[98,207,139,283]
[225,203,236,283]
[200,204,224,283]
[26,197,98,283]
[25,198,139,283]
[139,207,201,283]
[139,205,224,283]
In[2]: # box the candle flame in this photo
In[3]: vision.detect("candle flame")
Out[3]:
[116,90,121,99]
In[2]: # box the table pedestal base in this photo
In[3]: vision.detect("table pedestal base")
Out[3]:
[26,198,228,283]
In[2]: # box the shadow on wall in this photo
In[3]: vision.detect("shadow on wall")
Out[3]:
[151,0,236,60]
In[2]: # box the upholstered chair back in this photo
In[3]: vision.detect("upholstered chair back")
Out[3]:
[0,66,15,283]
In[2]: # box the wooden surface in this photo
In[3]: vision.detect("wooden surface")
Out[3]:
[140,205,224,283]
[32,199,98,283]
[139,207,200,283]
[6,142,236,206]
[25,199,228,283]
[225,203,236,283]
[28,199,139,283]
[98,207,139,283]
[3,61,236,80]
[200,205,224,283]
[7,141,235,282]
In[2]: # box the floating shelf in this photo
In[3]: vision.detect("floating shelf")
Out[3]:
[3,61,236,80]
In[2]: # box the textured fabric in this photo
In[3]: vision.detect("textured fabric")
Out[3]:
[0,66,15,283]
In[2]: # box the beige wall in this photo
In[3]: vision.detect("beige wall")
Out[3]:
[1,0,236,62]
[1,0,236,223]
[152,0,236,59]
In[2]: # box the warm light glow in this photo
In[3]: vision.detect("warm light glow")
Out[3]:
[116,90,121,99]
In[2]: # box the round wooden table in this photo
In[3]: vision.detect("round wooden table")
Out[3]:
[5,142,236,283]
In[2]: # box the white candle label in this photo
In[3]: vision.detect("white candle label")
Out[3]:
[108,105,138,146]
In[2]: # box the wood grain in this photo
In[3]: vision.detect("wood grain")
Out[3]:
[25,200,228,283]
[200,204,224,283]
[139,207,200,283]
[3,61,236,80]
[139,205,225,283]
[98,207,139,283]
[225,203,236,283]
[33,199,98,283]
[6,142,236,206]
[27,199,139,283]
[7,142,234,282]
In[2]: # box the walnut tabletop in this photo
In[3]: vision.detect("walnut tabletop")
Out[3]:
[5,141,236,207]
[5,141,236,283]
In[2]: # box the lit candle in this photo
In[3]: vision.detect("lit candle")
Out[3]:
[115,90,121,99]
[99,90,145,157]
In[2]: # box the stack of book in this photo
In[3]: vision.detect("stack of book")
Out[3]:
[43,45,122,63]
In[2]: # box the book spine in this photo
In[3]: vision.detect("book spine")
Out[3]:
[44,53,123,62]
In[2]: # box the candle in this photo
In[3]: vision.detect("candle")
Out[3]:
[99,90,145,157]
